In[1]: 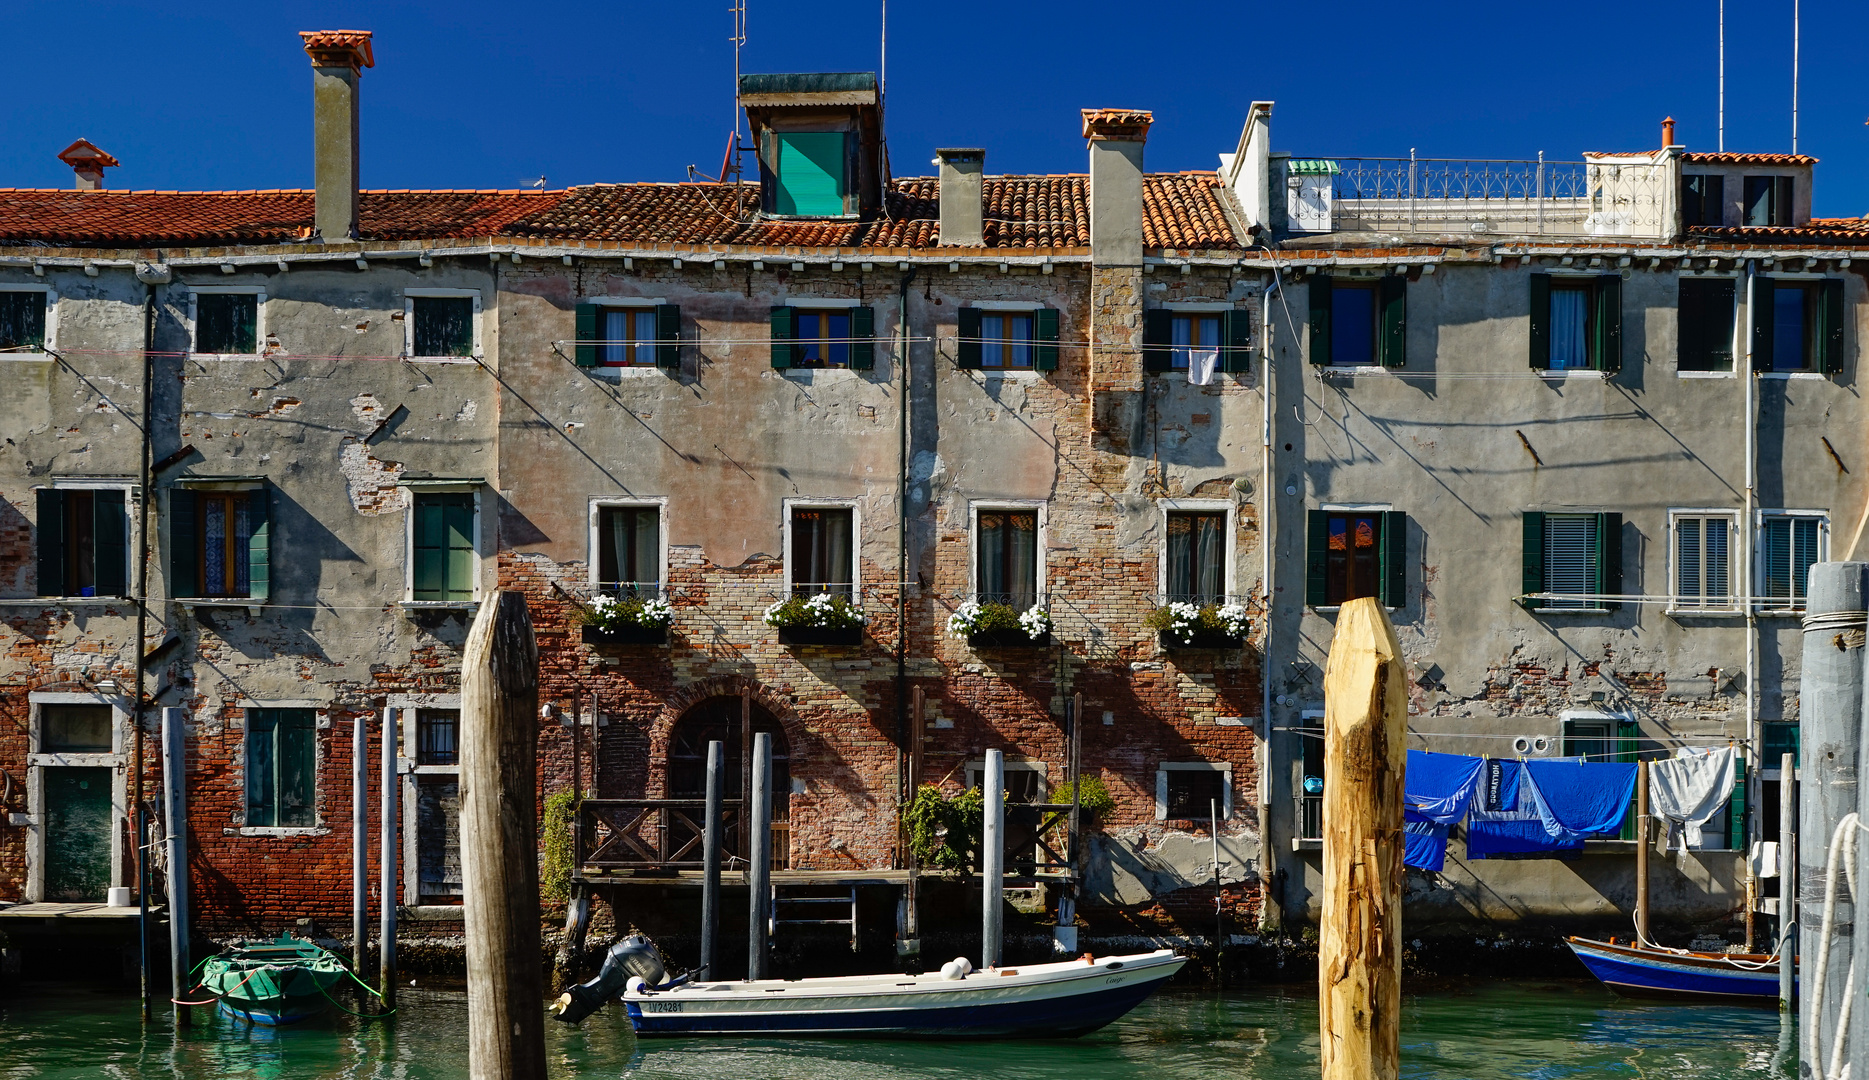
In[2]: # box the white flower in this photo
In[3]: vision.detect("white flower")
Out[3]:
[947,600,982,638]
[1217,603,1249,638]
[1018,605,1052,637]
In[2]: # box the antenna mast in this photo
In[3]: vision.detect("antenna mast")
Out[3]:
[729,0,748,182]
[1718,0,1725,151]
[1792,0,1800,153]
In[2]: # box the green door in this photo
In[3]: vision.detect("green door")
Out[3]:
[44,767,112,901]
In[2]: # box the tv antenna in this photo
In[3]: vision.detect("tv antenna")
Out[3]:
[724,0,749,184]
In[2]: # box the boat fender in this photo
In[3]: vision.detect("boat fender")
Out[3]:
[626,976,647,995]
[940,961,966,981]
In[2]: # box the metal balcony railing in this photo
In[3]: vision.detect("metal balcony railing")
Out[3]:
[1299,153,1670,239]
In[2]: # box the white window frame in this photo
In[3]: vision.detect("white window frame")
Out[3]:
[1156,761,1233,821]
[184,285,268,359]
[1676,273,1742,380]
[29,479,139,602]
[963,759,1050,799]
[24,690,131,901]
[401,482,484,606]
[588,496,670,597]
[391,695,464,912]
[1754,508,1828,615]
[1667,509,1740,616]
[403,288,484,361]
[783,497,861,595]
[1157,498,1235,606]
[0,284,57,359]
[967,500,1047,607]
[236,700,329,836]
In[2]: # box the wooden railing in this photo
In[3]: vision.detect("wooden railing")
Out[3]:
[574,798,791,873]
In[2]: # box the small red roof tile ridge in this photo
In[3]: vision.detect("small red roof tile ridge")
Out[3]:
[1682,151,1818,166]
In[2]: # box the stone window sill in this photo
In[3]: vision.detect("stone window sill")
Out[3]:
[400,600,478,610]
[230,826,328,838]
[0,596,132,606]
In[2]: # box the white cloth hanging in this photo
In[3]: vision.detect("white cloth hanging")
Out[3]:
[1647,746,1738,852]
[1187,347,1218,386]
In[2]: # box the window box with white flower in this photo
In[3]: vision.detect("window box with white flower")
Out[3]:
[766,593,866,646]
[948,600,1052,648]
[580,593,674,646]
[1147,601,1248,650]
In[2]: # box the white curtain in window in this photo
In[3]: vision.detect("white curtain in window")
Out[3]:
[1550,289,1590,369]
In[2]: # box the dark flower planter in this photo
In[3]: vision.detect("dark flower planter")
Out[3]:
[777,625,864,647]
[968,628,1052,648]
[1159,629,1245,650]
[582,624,668,646]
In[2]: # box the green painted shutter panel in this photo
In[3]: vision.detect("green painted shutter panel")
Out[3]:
[93,489,127,598]
[1727,776,1746,849]
[1222,308,1253,373]
[1617,717,1641,838]
[1379,511,1408,609]
[956,307,982,369]
[1595,274,1623,373]
[1033,308,1060,371]
[1529,273,1551,369]
[279,709,316,827]
[655,304,682,369]
[573,303,598,367]
[1305,510,1329,607]
[1378,276,1407,368]
[36,488,65,597]
[849,306,875,370]
[1143,309,1173,373]
[246,488,270,602]
[444,494,475,601]
[1751,276,1776,372]
[412,495,444,601]
[1596,511,1622,611]
[247,709,278,825]
[775,132,848,216]
[1820,278,1846,376]
[769,307,796,369]
[169,489,198,599]
[1520,511,1545,609]
[1308,275,1333,366]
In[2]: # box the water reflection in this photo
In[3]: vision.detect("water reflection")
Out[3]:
[0,980,1796,1079]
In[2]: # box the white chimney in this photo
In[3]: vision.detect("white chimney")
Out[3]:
[935,148,985,247]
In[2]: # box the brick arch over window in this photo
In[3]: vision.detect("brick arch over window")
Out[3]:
[651,677,805,812]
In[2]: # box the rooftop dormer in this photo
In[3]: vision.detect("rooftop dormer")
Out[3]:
[739,72,886,219]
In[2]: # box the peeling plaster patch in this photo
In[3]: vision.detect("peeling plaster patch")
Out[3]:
[453,400,478,422]
[254,397,302,418]
[340,439,408,515]
[350,393,389,424]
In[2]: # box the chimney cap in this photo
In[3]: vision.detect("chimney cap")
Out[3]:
[300,29,374,71]
[58,138,120,171]
[935,148,985,162]
[1081,109,1153,143]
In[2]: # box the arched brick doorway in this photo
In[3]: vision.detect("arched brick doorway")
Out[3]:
[666,696,792,863]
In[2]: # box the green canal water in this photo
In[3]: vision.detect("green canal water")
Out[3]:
[0,980,1796,1079]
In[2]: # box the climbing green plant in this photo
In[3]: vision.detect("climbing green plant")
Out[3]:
[540,789,578,904]
[903,784,986,872]
[1047,776,1115,827]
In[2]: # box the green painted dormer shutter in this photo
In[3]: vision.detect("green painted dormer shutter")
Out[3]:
[1034,308,1060,371]
[775,132,847,216]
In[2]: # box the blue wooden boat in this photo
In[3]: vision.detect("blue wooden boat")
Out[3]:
[1566,936,1785,1002]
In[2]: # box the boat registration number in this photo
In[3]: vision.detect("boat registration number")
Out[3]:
[641,1001,683,1013]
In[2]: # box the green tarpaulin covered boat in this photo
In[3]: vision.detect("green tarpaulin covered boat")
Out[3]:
[200,935,347,1025]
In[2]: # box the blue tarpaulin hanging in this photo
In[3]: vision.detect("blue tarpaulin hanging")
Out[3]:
[1467,758,1585,859]
[1402,750,1485,871]
[1521,758,1637,843]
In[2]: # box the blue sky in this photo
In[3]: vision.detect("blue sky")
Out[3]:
[6,0,1864,215]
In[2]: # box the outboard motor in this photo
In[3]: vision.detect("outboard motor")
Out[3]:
[552,934,667,1025]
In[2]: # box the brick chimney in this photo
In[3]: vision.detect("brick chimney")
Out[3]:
[935,148,984,247]
[57,139,120,190]
[1083,109,1151,267]
[300,30,374,242]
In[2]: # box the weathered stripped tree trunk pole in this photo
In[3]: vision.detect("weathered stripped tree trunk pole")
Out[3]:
[1318,597,1405,1080]
[461,591,546,1080]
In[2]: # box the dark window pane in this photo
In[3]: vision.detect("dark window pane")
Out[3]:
[795,310,851,368]
[197,293,258,354]
[598,506,660,595]
[417,709,459,766]
[1773,285,1811,371]
[791,508,853,596]
[413,296,475,357]
[1744,176,1779,227]
[63,491,96,596]
[1167,511,1226,605]
[0,292,47,351]
[977,510,1039,608]
[1324,513,1381,604]
[1165,769,1226,819]
[43,705,112,753]
[1678,278,1736,371]
[1549,284,1594,369]
[666,701,791,817]
[1330,285,1376,366]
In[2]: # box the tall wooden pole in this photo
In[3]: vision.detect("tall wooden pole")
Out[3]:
[1635,760,1650,945]
[701,740,724,979]
[1318,597,1404,1080]
[461,591,546,1080]
[353,712,369,975]
[982,749,1005,969]
[746,732,773,981]
[1780,750,1796,1012]
[160,707,190,1029]
[740,688,754,860]
[380,705,398,1006]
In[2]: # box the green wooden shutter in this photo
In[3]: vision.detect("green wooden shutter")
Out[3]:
[1222,308,1253,373]
[849,306,875,370]
[1379,511,1407,609]
[246,488,270,602]
[412,495,444,601]
[1305,510,1329,607]
[93,489,127,598]
[36,488,65,597]
[1033,308,1060,371]
[1595,274,1623,373]
[1529,273,1551,369]
[1819,278,1846,376]
[1378,276,1407,368]
[1617,717,1642,838]
[246,708,278,826]
[445,494,475,600]
[1143,309,1173,373]
[1726,776,1746,849]
[655,304,682,370]
[1751,277,1776,372]
[169,489,199,599]
[279,709,316,826]
[573,303,598,367]
[1596,511,1622,611]
[1520,511,1545,609]
[1307,275,1333,366]
[957,307,983,369]
[770,307,797,369]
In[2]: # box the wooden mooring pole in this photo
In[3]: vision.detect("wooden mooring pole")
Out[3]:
[160,707,190,1029]
[461,591,546,1080]
[380,704,398,1007]
[353,711,370,977]
[1635,761,1650,945]
[701,740,724,979]
[982,749,1005,969]
[1318,597,1404,1080]
[1780,750,1795,1012]
[747,732,773,981]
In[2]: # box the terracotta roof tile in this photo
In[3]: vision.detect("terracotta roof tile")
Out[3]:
[0,189,563,246]
[1688,219,1869,243]
[1682,152,1818,166]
